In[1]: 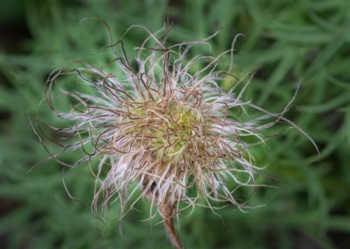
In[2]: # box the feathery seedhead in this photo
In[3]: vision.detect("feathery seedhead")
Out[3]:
[39,26,320,249]
[37,25,320,249]
[44,27,282,222]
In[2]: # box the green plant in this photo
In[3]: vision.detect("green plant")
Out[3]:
[1,1,349,248]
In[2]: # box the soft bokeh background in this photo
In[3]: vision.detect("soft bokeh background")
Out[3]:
[1,0,349,248]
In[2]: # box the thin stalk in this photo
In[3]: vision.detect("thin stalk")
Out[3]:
[159,202,184,249]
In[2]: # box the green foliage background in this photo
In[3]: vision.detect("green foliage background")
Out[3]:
[1,0,350,248]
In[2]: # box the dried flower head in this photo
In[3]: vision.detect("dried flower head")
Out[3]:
[37,26,316,249]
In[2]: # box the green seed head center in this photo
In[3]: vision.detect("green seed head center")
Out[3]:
[130,100,200,159]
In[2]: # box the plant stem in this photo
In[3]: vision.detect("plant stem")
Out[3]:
[159,202,184,249]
